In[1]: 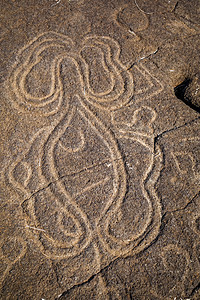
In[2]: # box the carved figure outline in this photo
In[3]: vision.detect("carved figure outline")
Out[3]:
[5,32,163,271]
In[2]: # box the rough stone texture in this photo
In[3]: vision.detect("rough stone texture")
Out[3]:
[0,0,199,299]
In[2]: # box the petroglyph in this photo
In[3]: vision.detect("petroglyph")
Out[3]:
[0,237,27,286]
[6,98,162,259]
[150,244,190,299]
[8,32,164,114]
[170,137,200,185]
[8,32,74,116]
[172,151,199,177]
[5,31,164,288]
[107,105,162,256]
[157,125,200,212]
[114,4,149,39]
[131,64,164,101]
[79,36,134,110]
[1,0,200,297]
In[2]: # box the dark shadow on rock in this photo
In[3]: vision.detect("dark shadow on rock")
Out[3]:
[174,78,200,113]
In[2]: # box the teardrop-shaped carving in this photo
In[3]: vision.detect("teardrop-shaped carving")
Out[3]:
[58,126,85,153]
[11,161,32,190]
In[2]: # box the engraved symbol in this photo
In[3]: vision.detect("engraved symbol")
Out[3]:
[150,244,190,298]
[172,151,199,178]
[8,32,74,116]
[58,126,85,153]
[132,64,163,101]
[79,36,134,110]
[10,161,32,192]
[114,4,149,39]
[0,237,27,286]
[5,32,163,287]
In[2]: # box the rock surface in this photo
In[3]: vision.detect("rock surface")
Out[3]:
[0,0,200,299]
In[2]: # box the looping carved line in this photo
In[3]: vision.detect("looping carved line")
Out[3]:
[79,35,134,110]
[5,32,163,261]
[9,32,74,116]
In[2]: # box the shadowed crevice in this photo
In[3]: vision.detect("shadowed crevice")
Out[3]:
[174,78,200,113]
[190,281,200,297]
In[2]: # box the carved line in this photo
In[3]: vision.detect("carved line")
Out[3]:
[79,35,134,110]
[6,127,51,197]
[6,33,163,259]
[0,237,27,286]
[171,151,199,177]
[97,142,162,256]
[78,95,162,256]
[93,244,109,299]
[133,64,164,99]
[113,4,149,39]
[111,105,157,129]
[58,129,85,153]
[80,45,116,97]
[74,176,110,197]
[9,32,74,116]
[36,102,93,258]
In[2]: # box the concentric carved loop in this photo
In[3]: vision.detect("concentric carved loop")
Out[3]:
[9,32,74,115]
[6,32,163,262]
[79,36,134,110]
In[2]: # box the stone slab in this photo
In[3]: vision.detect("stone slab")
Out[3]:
[0,0,200,299]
